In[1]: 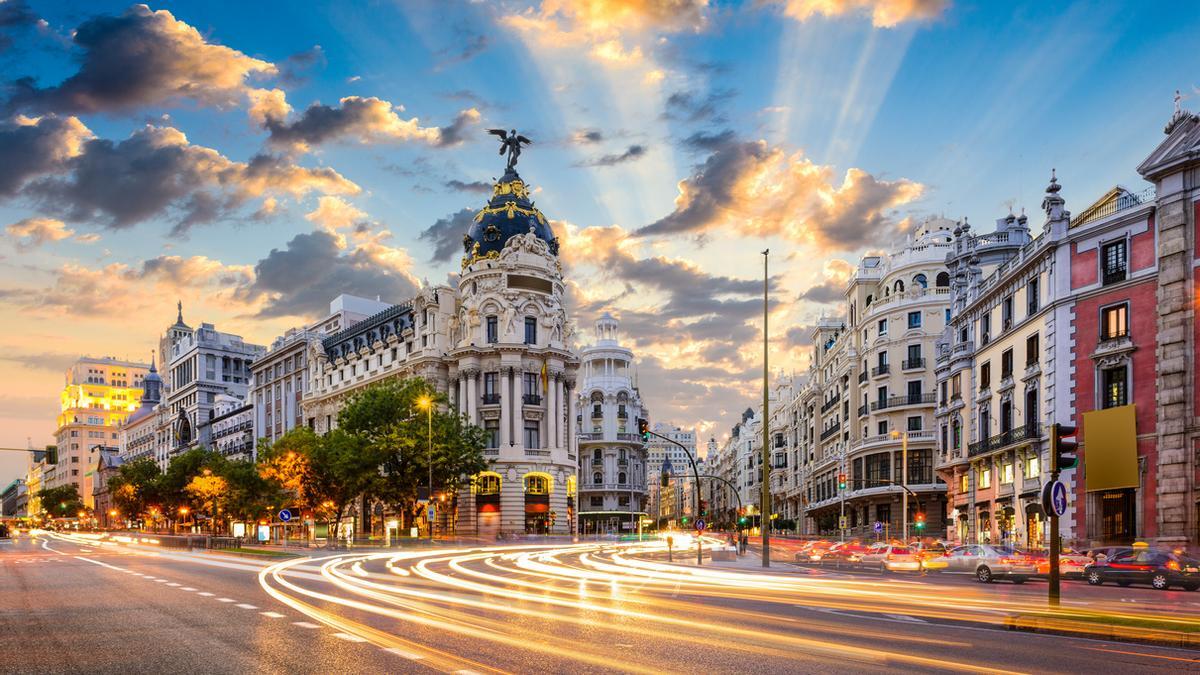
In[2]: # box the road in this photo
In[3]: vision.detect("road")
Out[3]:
[2,531,1198,674]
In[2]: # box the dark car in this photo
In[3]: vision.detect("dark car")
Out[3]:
[1084,548,1200,591]
[1083,546,1134,563]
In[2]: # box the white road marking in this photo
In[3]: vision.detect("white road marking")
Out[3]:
[166,583,181,587]
[153,579,169,583]
[216,597,236,603]
[260,611,285,619]
[293,621,321,629]
[333,632,367,642]
[197,592,215,597]
[384,647,424,660]
[236,603,258,609]
[885,613,928,623]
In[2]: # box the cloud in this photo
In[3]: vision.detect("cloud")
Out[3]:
[419,208,475,263]
[575,144,647,167]
[12,123,359,235]
[444,179,491,194]
[635,139,924,251]
[237,230,419,319]
[0,348,78,372]
[0,115,94,198]
[277,45,326,87]
[258,94,480,152]
[0,0,39,52]
[572,128,605,144]
[798,259,854,303]
[6,217,73,250]
[663,88,735,123]
[435,25,489,69]
[680,128,735,152]
[305,196,368,233]
[762,0,950,27]
[5,4,276,114]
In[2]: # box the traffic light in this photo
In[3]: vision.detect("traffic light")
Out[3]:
[699,499,708,517]
[914,513,926,531]
[838,473,847,490]
[738,516,748,526]
[681,516,689,525]
[1050,423,1078,472]
[637,417,650,442]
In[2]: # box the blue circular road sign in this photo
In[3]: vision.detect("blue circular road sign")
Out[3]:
[1042,480,1068,517]
[278,509,293,522]
[694,519,706,532]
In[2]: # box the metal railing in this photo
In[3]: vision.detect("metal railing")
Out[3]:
[858,371,868,383]
[1071,186,1155,228]
[872,364,890,376]
[821,397,840,413]
[870,392,936,411]
[902,358,925,370]
[819,423,841,441]
[481,393,500,405]
[857,404,868,417]
[523,394,542,405]
[968,423,1042,457]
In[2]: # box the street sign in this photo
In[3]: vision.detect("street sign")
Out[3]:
[839,515,847,530]
[873,521,883,534]
[1042,480,1068,517]
[694,519,706,532]
[278,509,292,522]
[427,505,436,522]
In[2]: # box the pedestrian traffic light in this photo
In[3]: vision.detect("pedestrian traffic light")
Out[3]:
[838,473,847,490]
[1050,423,1078,472]
[637,417,650,442]
[914,513,926,531]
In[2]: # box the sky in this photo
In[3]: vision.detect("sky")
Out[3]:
[1,0,1197,485]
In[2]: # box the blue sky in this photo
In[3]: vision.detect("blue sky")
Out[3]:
[0,0,1195,484]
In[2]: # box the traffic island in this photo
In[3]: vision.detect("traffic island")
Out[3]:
[1005,610,1200,649]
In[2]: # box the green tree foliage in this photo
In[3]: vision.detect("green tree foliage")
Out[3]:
[38,484,85,518]
[221,459,283,525]
[107,457,163,520]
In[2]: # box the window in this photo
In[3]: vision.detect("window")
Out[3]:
[978,466,992,489]
[593,472,603,485]
[618,472,627,484]
[524,316,537,344]
[979,362,991,390]
[1101,240,1127,285]
[1026,333,1040,366]
[945,308,951,323]
[951,374,961,399]
[523,372,539,397]
[1001,349,1013,379]
[907,416,922,431]
[907,380,922,401]
[939,381,947,405]
[878,319,888,336]
[1101,365,1128,409]
[952,419,961,450]
[913,273,928,289]
[1002,296,1013,331]
[980,314,991,345]
[877,420,888,435]
[524,474,549,494]
[907,311,922,329]
[1027,278,1039,315]
[590,496,603,507]
[960,473,968,493]
[484,420,499,448]
[876,386,888,404]
[524,422,541,449]
[1024,455,1040,479]
[1001,462,1014,484]
[486,315,498,343]
[1100,304,1128,340]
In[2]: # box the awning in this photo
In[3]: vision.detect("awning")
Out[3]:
[1083,404,1138,492]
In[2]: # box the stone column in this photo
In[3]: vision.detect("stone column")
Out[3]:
[546,371,557,450]
[500,368,512,448]
[557,377,566,449]
[566,382,577,458]
[466,371,478,424]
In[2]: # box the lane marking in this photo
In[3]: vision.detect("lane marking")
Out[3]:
[293,621,321,629]
[166,583,181,587]
[1081,646,1200,663]
[885,613,928,623]
[216,598,236,603]
[384,647,424,660]
[154,579,169,583]
[236,603,258,609]
[333,632,368,643]
[180,587,197,591]
[261,611,285,619]
[197,592,215,597]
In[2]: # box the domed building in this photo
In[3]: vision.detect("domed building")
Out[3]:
[303,163,580,537]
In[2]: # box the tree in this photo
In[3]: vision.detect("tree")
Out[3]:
[107,457,163,523]
[185,472,228,533]
[337,378,488,532]
[221,459,283,527]
[38,485,84,519]
[160,448,226,521]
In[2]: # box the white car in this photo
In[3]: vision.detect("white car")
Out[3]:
[859,543,921,572]
[942,544,1037,583]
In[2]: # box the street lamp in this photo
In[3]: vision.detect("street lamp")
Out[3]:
[890,430,909,541]
[417,394,433,541]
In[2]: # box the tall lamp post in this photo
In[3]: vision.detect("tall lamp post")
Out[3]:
[417,395,434,541]
[761,249,771,567]
[890,430,909,541]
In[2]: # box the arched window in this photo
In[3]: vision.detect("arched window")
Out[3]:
[936,272,950,287]
[593,448,601,460]
[524,473,550,495]
[476,472,501,495]
[865,294,873,306]
[593,472,603,485]
[894,280,905,293]
[850,303,856,325]
[913,274,928,289]
[618,471,627,484]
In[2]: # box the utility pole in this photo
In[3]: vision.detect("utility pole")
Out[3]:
[761,249,771,568]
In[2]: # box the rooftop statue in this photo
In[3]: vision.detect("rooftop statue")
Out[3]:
[488,128,532,171]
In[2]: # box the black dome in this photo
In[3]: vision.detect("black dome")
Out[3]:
[462,168,558,264]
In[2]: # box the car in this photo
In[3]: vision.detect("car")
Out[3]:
[1033,548,1091,578]
[860,543,921,572]
[909,541,948,567]
[1083,546,1135,563]
[1084,548,1200,591]
[820,541,870,566]
[941,544,1038,583]
[794,540,834,563]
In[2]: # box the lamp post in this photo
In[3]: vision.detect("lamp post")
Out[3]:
[417,395,434,541]
[761,249,771,568]
[891,430,909,542]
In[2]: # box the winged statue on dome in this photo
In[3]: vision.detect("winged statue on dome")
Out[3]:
[488,128,532,171]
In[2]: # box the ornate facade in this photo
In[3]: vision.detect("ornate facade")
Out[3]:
[303,166,579,536]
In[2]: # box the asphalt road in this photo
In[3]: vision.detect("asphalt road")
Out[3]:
[2,532,1198,674]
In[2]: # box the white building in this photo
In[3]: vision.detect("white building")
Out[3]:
[250,294,390,449]
[302,163,579,536]
[576,314,648,535]
[646,422,698,525]
[119,355,162,463]
[209,394,254,461]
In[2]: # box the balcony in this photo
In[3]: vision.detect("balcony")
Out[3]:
[872,364,890,377]
[821,397,839,413]
[1102,268,1127,286]
[618,458,629,467]
[858,371,868,384]
[870,392,936,411]
[819,423,841,441]
[857,404,868,417]
[525,449,550,457]
[968,423,1042,458]
[616,432,638,442]
[481,393,500,405]
[591,408,603,419]
[578,432,603,441]
[523,394,542,405]
[902,358,925,370]
[617,410,628,419]
[592,457,604,467]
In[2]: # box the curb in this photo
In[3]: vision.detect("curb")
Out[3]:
[1004,614,1200,650]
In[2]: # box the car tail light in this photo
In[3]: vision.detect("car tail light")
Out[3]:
[1167,560,1181,571]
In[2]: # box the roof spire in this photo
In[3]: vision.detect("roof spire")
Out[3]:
[176,299,183,324]
[149,349,157,372]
